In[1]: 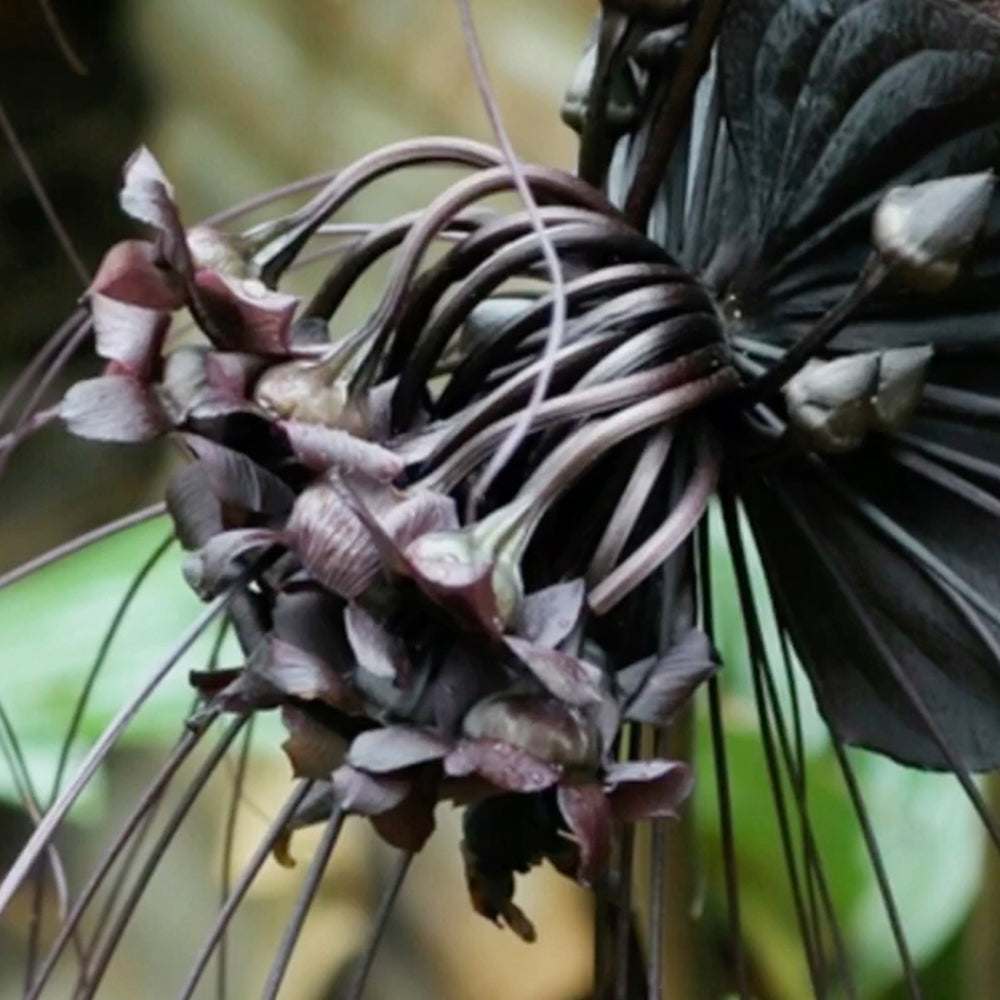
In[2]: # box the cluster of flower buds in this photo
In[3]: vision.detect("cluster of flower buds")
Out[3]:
[60,144,734,937]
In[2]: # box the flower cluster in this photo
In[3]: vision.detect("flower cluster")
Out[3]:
[62,145,730,938]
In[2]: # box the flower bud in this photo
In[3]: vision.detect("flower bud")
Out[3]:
[873,171,994,291]
[254,360,367,434]
[784,346,932,452]
[186,225,252,279]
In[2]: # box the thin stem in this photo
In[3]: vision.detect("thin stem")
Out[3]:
[73,718,248,1000]
[743,263,885,401]
[0,503,166,592]
[217,716,256,1000]
[720,492,825,997]
[0,406,59,456]
[623,0,728,229]
[830,737,923,1000]
[345,852,414,1000]
[0,587,235,914]
[697,520,749,1000]
[24,726,211,1000]
[50,534,175,805]
[174,783,314,1000]
[0,96,88,284]
[258,807,346,1000]
[36,0,88,74]
[0,308,86,429]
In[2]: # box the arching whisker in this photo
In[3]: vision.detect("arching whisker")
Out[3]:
[258,806,346,1000]
[0,96,88,285]
[250,137,507,282]
[173,782,314,1000]
[0,587,237,914]
[23,725,213,1000]
[71,718,249,1000]
[829,734,924,1000]
[344,850,414,1000]
[216,716,256,1000]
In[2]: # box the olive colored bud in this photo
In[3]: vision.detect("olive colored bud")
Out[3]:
[784,346,932,452]
[873,171,994,291]
[254,361,368,435]
[462,694,600,768]
[186,225,252,278]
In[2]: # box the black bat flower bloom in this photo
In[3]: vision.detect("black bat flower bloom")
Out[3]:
[4,1,1000,998]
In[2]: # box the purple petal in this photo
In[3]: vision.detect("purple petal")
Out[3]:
[462,694,600,769]
[503,636,605,707]
[404,534,503,635]
[262,637,362,713]
[444,739,562,793]
[347,725,449,773]
[159,346,209,421]
[556,783,611,887]
[273,584,352,666]
[285,482,381,598]
[516,579,585,648]
[618,629,719,726]
[189,667,283,713]
[183,527,276,597]
[91,293,171,379]
[338,478,459,580]
[193,270,298,355]
[331,763,410,814]
[431,644,502,737]
[344,602,410,681]
[165,463,224,549]
[604,760,693,822]
[384,489,459,544]
[120,147,175,228]
[280,421,404,480]
[61,374,169,442]
[186,225,249,276]
[371,781,437,852]
[89,239,184,310]
[204,351,267,399]
[184,436,295,516]
[280,704,349,779]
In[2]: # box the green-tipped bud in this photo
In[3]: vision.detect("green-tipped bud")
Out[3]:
[873,171,994,292]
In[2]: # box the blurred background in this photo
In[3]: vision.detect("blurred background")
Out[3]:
[0,1,996,998]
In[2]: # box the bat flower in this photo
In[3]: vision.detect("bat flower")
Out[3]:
[15,4,1000,998]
